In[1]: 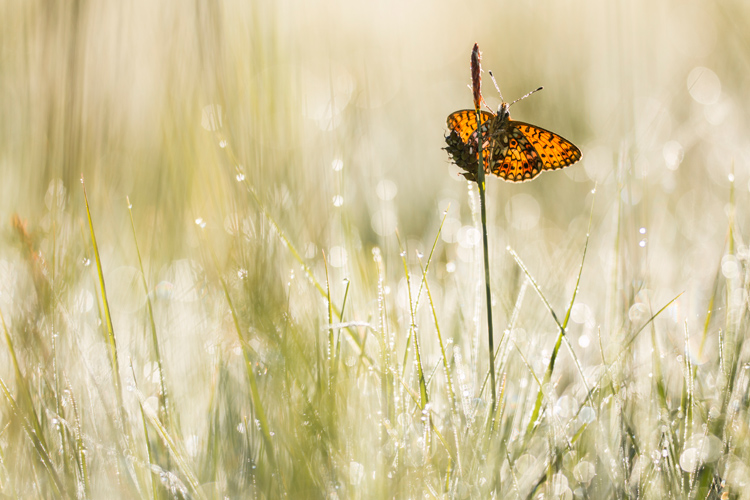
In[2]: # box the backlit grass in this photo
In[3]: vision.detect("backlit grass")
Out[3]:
[1,1,750,498]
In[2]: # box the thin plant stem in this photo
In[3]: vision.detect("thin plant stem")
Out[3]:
[475,109,497,423]
[82,179,129,437]
[126,197,171,429]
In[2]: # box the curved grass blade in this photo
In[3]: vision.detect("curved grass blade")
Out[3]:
[133,387,207,500]
[0,306,48,451]
[417,253,456,415]
[202,230,282,490]
[402,209,448,378]
[512,190,596,437]
[126,198,171,429]
[0,376,65,498]
[82,179,128,431]
[396,233,428,409]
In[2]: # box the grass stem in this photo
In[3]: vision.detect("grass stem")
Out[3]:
[475,109,497,423]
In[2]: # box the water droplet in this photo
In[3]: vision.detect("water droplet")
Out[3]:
[237,268,248,280]
[236,173,245,182]
[663,141,684,170]
[399,250,407,257]
[376,179,397,200]
[728,173,735,182]
[332,159,344,171]
[195,218,206,228]
[219,140,227,148]
[639,239,647,247]
[82,257,91,266]
[332,195,344,207]
[445,262,456,273]
[639,227,646,234]
[416,251,424,259]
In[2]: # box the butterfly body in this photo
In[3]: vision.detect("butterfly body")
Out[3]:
[445,102,581,182]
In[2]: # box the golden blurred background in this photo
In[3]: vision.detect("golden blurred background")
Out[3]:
[2,0,747,285]
[1,0,750,497]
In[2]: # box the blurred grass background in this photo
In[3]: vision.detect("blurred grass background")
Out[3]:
[1,0,750,498]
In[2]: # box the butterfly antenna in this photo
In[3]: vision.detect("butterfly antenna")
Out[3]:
[488,71,503,102]
[509,86,544,107]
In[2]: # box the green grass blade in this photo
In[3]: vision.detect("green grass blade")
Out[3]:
[397,233,428,409]
[0,306,48,451]
[66,379,89,500]
[417,254,455,415]
[82,180,127,431]
[0,376,65,498]
[126,197,171,429]
[203,232,281,488]
[402,208,448,379]
[130,363,159,500]
[133,388,207,500]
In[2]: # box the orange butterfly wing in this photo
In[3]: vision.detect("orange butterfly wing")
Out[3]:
[490,121,582,182]
[447,110,495,142]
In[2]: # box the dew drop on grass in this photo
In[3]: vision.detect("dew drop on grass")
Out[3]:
[376,180,397,200]
[573,461,596,484]
[629,303,649,323]
[416,251,423,259]
[639,227,646,234]
[333,195,343,207]
[578,406,596,424]
[236,172,245,182]
[663,141,684,170]
[721,255,739,279]
[219,140,227,148]
[679,448,700,471]
[349,461,364,486]
[639,239,647,247]
[332,159,344,171]
[446,262,456,273]
[687,67,721,105]
[237,268,248,280]
[82,257,91,266]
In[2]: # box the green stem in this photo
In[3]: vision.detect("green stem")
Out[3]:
[127,198,171,429]
[475,110,497,422]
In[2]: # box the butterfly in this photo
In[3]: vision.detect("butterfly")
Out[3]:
[445,96,582,182]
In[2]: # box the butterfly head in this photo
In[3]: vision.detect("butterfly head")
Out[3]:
[497,102,511,121]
